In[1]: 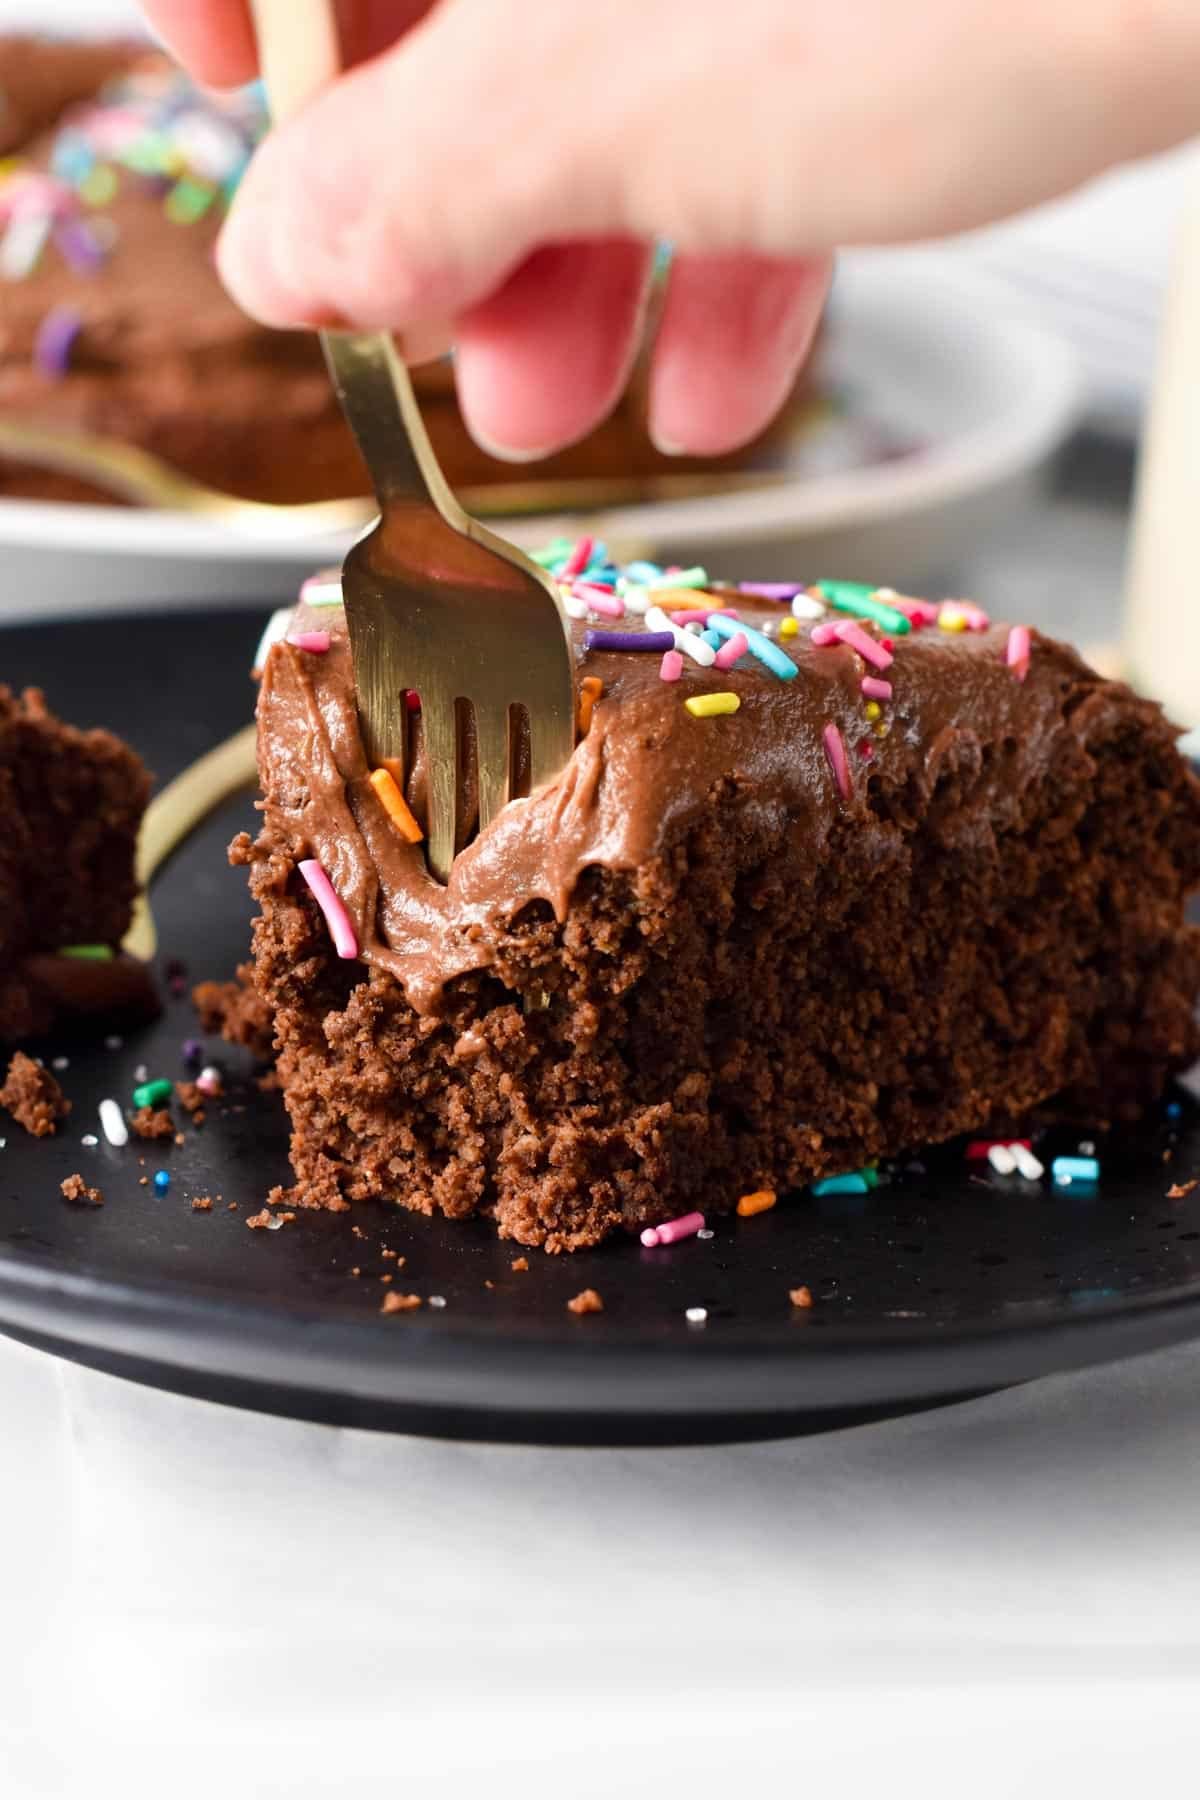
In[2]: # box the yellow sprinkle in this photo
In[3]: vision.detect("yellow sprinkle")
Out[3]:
[685,693,740,718]
[578,675,604,736]
[737,1189,777,1218]
[80,164,118,207]
[369,767,424,844]
[779,617,799,638]
[938,606,968,633]
[864,700,882,721]
[875,720,890,739]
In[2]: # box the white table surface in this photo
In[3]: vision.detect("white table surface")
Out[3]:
[3,1324,1200,1797]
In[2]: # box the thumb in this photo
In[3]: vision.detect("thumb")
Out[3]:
[218,1,634,333]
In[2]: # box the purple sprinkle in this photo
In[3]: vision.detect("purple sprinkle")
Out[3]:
[53,216,107,274]
[738,582,804,601]
[182,1039,203,1064]
[33,306,82,380]
[583,630,676,654]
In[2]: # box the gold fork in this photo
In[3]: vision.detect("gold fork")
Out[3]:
[251,0,574,883]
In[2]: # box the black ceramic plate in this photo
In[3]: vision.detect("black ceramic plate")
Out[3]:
[2,608,1200,1446]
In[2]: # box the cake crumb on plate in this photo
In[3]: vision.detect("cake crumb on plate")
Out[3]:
[567,1288,604,1315]
[1,1052,70,1137]
[60,1173,102,1207]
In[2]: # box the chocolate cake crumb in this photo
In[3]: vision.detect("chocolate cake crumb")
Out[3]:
[789,1285,814,1309]
[191,1196,213,1212]
[245,1208,273,1229]
[130,1105,174,1141]
[60,1173,103,1207]
[1167,1180,1198,1200]
[511,1257,529,1272]
[227,1201,238,1211]
[192,965,274,1059]
[380,1291,422,1314]
[175,1081,206,1117]
[264,1157,350,1212]
[567,1288,604,1315]
[1,1052,70,1137]
[138,1176,149,1186]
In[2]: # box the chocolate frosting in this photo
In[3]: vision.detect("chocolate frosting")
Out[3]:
[256,597,1123,1015]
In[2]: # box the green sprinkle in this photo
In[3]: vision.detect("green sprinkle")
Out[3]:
[531,538,573,568]
[132,1078,172,1109]
[651,566,708,591]
[165,178,216,225]
[817,580,911,636]
[861,1166,880,1190]
[58,944,114,962]
[79,165,118,207]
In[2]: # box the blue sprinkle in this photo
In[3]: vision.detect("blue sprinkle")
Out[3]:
[625,560,665,583]
[703,611,799,681]
[153,1169,170,1195]
[812,1173,871,1197]
[700,629,722,651]
[1052,1155,1100,1187]
[1167,1101,1183,1120]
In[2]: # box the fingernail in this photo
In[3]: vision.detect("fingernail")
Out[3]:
[465,422,561,466]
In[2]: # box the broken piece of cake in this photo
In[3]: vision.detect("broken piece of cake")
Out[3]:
[235,565,1200,1251]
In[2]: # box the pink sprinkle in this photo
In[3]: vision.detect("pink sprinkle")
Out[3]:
[659,650,683,682]
[857,739,875,761]
[287,630,330,654]
[714,630,749,671]
[966,1138,1032,1161]
[573,581,623,619]
[1006,624,1031,681]
[641,1210,705,1247]
[405,690,421,713]
[671,609,713,627]
[298,859,358,960]
[823,722,851,801]
[835,620,894,671]
[811,622,841,647]
[560,536,593,579]
[888,596,939,627]
[961,603,991,632]
[861,676,892,700]
[195,1069,222,1098]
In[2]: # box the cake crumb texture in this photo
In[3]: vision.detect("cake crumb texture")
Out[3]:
[567,1288,604,1315]
[1,1052,69,1136]
[60,1173,103,1206]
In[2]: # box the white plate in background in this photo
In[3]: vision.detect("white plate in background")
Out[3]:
[0,256,1080,622]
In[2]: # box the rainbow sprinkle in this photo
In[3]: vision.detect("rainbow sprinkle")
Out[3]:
[834,620,893,672]
[560,536,593,579]
[584,630,674,654]
[822,722,851,800]
[811,1172,870,1196]
[298,859,358,960]
[861,677,892,700]
[287,630,330,654]
[704,612,798,681]
[369,767,424,844]
[641,1210,705,1247]
[659,650,683,682]
[577,676,603,735]
[818,581,911,636]
[713,630,749,670]
[736,1189,777,1218]
[1006,625,1031,681]
[685,693,740,718]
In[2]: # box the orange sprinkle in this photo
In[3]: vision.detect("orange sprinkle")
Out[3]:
[737,1189,777,1218]
[651,590,716,610]
[369,767,424,843]
[578,675,604,735]
[789,1285,814,1309]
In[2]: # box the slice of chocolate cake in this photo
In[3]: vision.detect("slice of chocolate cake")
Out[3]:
[238,566,1200,1251]
[0,685,152,1040]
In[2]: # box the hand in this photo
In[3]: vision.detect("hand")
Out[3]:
[143,0,1200,461]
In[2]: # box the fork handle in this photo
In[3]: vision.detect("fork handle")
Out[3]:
[249,0,465,519]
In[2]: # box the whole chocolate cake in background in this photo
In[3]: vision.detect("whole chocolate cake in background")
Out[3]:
[0,38,810,510]
[237,563,1200,1251]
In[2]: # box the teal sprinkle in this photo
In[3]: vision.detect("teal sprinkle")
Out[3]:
[704,612,799,681]
[700,629,722,651]
[818,580,911,636]
[1052,1155,1100,1186]
[812,1173,871,1197]
[861,1165,880,1190]
[625,561,665,583]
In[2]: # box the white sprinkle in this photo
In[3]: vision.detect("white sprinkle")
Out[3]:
[621,584,650,615]
[104,1035,123,1051]
[697,1228,714,1240]
[252,606,296,673]
[134,1064,149,1084]
[987,1144,1017,1176]
[0,210,51,281]
[685,1306,708,1325]
[81,1134,98,1148]
[299,573,343,608]
[1012,1145,1044,1181]
[791,593,826,621]
[428,1295,447,1309]
[1079,1140,1096,1157]
[196,1066,223,1097]
[99,1098,128,1148]
[51,1056,69,1072]
[0,1139,6,1150]
[645,605,716,667]
[266,1215,286,1231]
[561,591,589,621]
